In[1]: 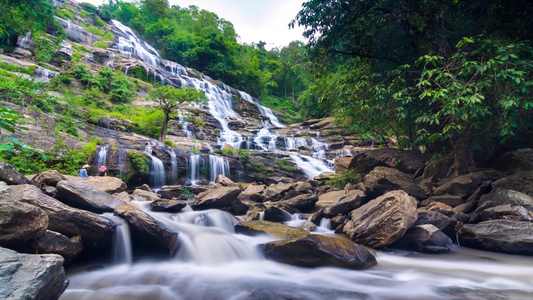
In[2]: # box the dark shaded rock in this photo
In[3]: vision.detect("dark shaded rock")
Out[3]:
[465,180,492,203]
[415,211,454,231]
[235,221,309,240]
[10,185,115,246]
[42,186,57,198]
[149,200,187,213]
[32,231,83,265]
[348,148,426,174]
[225,199,249,216]
[478,204,533,222]
[364,166,427,200]
[191,186,242,210]
[310,209,324,225]
[56,180,126,213]
[433,170,503,197]
[0,247,68,300]
[0,193,48,248]
[157,185,183,199]
[479,188,533,209]
[324,190,365,218]
[114,204,179,255]
[419,156,454,182]
[275,194,318,213]
[492,148,533,174]
[421,195,464,208]
[459,220,533,255]
[343,190,418,248]
[132,189,161,201]
[0,161,35,185]
[392,224,453,253]
[31,170,66,188]
[491,171,533,197]
[261,234,376,270]
[264,206,292,222]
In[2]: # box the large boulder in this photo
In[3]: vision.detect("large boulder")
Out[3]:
[392,224,453,253]
[261,234,376,270]
[0,247,68,300]
[191,186,242,210]
[132,189,161,202]
[334,157,352,173]
[492,148,533,174]
[324,190,365,218]
[274,194,318,213]
[114,204,179,255]
[263,182,294,200]
[31,170,66,188]
[149,200,187,213]
[0,193,48,248]
[31,231,83,265]
[433,170,502,197]
[478,188,533,209]
[263,206,292,222]
[10,185,115,245]
[491,171,533,197]
[157,185,183,199]
[56,180,126,213]
[477,204,533,222]
[459,220,533,255]
[66,176,127,194]
[235,221,309,240]
[343,190,418,248]
[363,167,427,200]
[414,211,455,237]
[348,149,426,174]
[0,161,35,185]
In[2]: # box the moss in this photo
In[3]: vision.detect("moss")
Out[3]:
[83,24,105,36]
[98,31,115,42]
[76,45,92,53]
[93,42,108,49]
[56,8,75,20]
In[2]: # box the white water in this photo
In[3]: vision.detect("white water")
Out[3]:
[18,31,31,49]
[290,153,334,178]
[177,110,196,139]
[61,204,533,300]
[169,149,178,185]
[285,137,309,150]
[145,143,166,190]
[102,213,132,265]
[239,91,284,128]
[254,121,278,151]
[96,145,108,168]
[111,20,161,67]
[209,155,230,184]
[187,153,201,185]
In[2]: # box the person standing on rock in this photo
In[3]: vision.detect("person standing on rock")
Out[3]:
[98,166,107,177]
[79,164,91,178]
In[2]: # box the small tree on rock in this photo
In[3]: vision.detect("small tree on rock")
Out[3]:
[149,86,206,143]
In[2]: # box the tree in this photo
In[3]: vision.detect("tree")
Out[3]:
[149,86,206,143]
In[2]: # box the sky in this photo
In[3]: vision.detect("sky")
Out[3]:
[80,0,307,49]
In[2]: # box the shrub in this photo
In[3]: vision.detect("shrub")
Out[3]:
[277,159,294,173]
[165,140,176,148]
[92,15,105,27]
[326,168,363,189]
[222,147,237,155]
[93,42,108,49]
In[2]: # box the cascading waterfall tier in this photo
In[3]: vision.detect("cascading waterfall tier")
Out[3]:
[144,142,166,190]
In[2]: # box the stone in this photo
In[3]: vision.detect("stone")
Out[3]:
[491,171,533,197]
[132,189,161,201]
[334,157,352,173]
[149,200,187,213]
[215,174,236,186]
[0,247,68,300]
[56,180,126,213]
[11,47,32,59]
[420,195,464,208]
[66,175,127,194]
[235,221,310,240]
[363,167,427,200]
[492,148,533,174]
[275,194,318,213]
[324,190,365,218]
[191,186,242,210]
[264,182,294,200]
[348,148,426,174]
[10,185,115,246]
[392,224,453,253]
[32,231,83,265]
[157,185,183,199]
[115,204,179,255]
[479,204,533,222]
[480,188,533,211]
[113,191,133,202]
[42,186,58,198]
[263,206,292,222]
[31,170,66,188]
[414,211,454,233]
[261,234,376,270]
[459,220,533,255]
[343,190,418,248]
[433,170,502,197]
[294,181,314,193]
[310,209,324,225]
[0,193,48,248]
[138,184,151,191]
[313,172,336,182]
[0,161,35,185]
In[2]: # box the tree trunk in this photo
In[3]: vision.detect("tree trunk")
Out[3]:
[446,128,475,178]
[160,112,169,143]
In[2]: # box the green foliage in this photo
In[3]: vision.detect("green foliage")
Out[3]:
[92,15,105,27]
[165,140,175,148]
[98,31,115,42]
[221,147,237,155]
[83,24,105,36]
[326,168,363,189]
[127,152,150,181]
[277,158,294,173]
[182,187,193,199]
[0,61,36,75]
[0,76,56,112]
[237,149,264,172]
[76,45,92,53]
[93,42,108,49]
[56,8,74,20]
[80,2,98,14]
[192,117,205,127]
[33,36,57,63]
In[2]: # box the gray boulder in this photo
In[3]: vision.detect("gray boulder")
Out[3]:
[0,247,68,300]
[149,200,187,213]
[0,194,48,248]
[191,186,242,210]
[364,166,427,200]
[275,194,318,212]
[31,170,66,188]
[479,188,533,209]
[348,148,426,174]
[31,231,83,265]
[392,224,453,253]
[56,180,126,213]
[433,170,502,197]
[491,171,533,197]
[0,161,35,185]
[459,220,533,255]
[492,148,533,174]
[324,190,365,218]
[157,185,183,199]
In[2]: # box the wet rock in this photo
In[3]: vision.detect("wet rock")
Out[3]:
[113,191,133,202]
[392,224,453,253]
[433,170,502,197]
[191,186,242,210]
[348,148,426,174]
[132,189,161,201]
[215,174,237,186]
[263,206,292,222]
[114,204,179,255]
[275,194,318,213]
[56,180,126,213]
[261,234,376,270]
[414,211,454,233]
[459,220,533,255]
[0,193,48,248]
[10,185,115,246]
[0,247,68,300]
[491,171,533,197]
[363,167,427,200]
[235,221,309,240]
[478,204,533,222]
[323,190,365,218]
[0,161,35,185]
[157,185,183,199]
[149,200,187,213]
[310,209,324,225]
[31,231,83,265]
[492,148,533,174]
[343,190,418,248]
[66,176,127,194]
[31,170,66,188]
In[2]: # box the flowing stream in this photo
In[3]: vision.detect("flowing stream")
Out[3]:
[61,204,533,300]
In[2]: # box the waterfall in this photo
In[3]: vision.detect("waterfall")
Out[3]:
[254,121,278,151]
[117,147,127,179]
[239,91,284,128]
[290,153,334,178]
[96,145,108,168]
[144,143,165,190]
[169,149,178,185]
[18,31,31,49]
[187,152,202,185]
[111,20,161,68]
[311,138,329,159]
[103,213,132,265]
[209,155,230,184]
[178,110,196,139]
[285,137,309,150]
